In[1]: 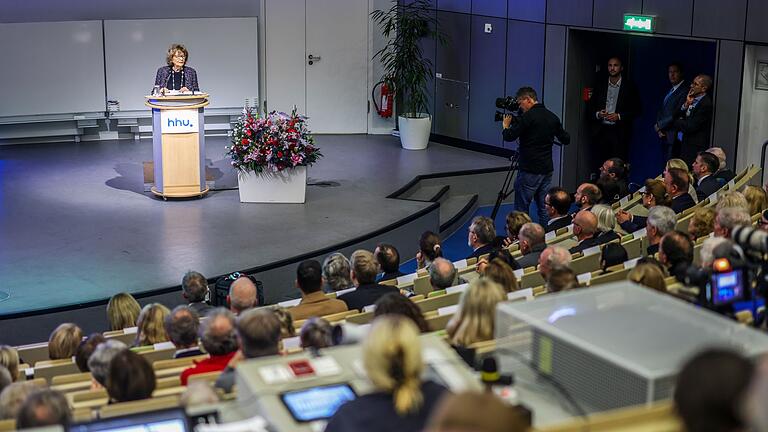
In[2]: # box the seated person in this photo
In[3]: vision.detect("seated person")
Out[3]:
[446,279,506,347]
[572,183,601,214]
[591,204,620,244]
[289,259,348,321]
[599,157,629,198]
[15,389,70,429]
[75,333,106,372]
[134,303,170,346]
[106,350,156,403]
[181,308,238,385]
[692,151,722,200]
[627,263,667,293]
[538,246,571,282]
[426,391,528,432]
[568,210,600,254]
[87,340,127,391]
[299,318,334,351]
[323,253,354,292]
[338,250,399,311]
[646,206,676,256]
[164,306,203,359]
[375,243,405,282]
[545,268,579,293]
[482,258,519,293]
[181,271,213,316]
[544,187,573,233]
[616,178,670,233]
[596,176,623,205]
[325,316,449,432]
[706,147,736,183]
[665,167,695,213]
[743,185,768,217]
[659,230,694,283]
[687,207,716,240]
[48,323,83,360]
[515,223,546,269]
[503,211,532,247]
[600,243,628,273]
[467,216,497,259]
[714,207,751,239]
[416,231,442,271]
[428,258,457,292]
[373,293,429,333]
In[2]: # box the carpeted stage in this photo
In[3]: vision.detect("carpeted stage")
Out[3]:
[0,134,508,340]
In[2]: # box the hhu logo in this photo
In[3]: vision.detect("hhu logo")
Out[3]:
[160,110,197,133]
[167,118,193,127]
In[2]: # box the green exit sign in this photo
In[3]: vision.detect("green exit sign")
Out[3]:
[623,14,656,33]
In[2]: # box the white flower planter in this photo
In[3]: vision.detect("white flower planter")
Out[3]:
[398,114,432,150]
[238,166,307,203]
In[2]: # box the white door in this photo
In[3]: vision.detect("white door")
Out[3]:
[305,0,369,133]
[265,0,306,115]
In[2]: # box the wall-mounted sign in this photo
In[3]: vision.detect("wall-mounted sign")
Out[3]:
[623,14,655,33]
[160,109,197,134]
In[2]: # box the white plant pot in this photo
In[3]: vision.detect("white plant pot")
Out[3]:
[398,114,432,150]
[238,166,307,203]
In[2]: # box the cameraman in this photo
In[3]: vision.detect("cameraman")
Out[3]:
[502,87,570,225]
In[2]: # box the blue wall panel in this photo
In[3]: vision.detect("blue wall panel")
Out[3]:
[472,0,506,18]
[546,0,593,27]
[507,0,546,22]
[436,11,471,82]
[506,20,545,100]
[692,0,747,40]
[468,16,507,147]
[641,0,693,36]
[437,0,470,14]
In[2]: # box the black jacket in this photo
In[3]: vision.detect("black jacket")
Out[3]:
[338,283,399,312]
[515,242,547,269]
[595,230,620,245]
[671,193,696,214]
[569,236,600,254]
[620,215,647,234]
[714,169,736,184]
[590,77,642,132]
[546,215,572,233]
[656,81,689,132]
[502,104,570,174]
[695,175,721,201]
[466,244,495,260]
[674,94,713,160]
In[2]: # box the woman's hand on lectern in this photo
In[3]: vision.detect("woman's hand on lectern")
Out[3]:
[180,86,190,93]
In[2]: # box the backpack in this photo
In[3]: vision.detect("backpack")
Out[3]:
[211,272,265,307]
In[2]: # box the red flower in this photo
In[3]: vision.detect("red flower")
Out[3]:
[241,138,249,145]
[277,151,283,158]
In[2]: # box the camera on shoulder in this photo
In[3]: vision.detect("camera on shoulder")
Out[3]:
[494,96,521,122]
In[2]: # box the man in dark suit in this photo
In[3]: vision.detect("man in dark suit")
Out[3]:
[374,243,405,282]
[338,250,399,311]
[655,63,688,159]
[569,211,600,254]
[164,306,203,359]
[466,216,497,260]
[665,167,695,213]
[544,187,572,233]
[692,151,722,201]
[572,183,602,215]
[516,223,547,269]
[707,147,737,183]
[673,74,713,164]
[590,57,641,167]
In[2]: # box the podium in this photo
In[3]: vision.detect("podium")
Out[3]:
[145,94,210,199]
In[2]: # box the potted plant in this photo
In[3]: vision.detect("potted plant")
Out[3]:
[227,107,322,203]
[371,0,446,150]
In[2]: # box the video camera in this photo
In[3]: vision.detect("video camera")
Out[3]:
[684,257,751,311]
[494,96,521,122]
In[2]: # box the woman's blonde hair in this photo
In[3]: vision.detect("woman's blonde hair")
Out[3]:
[273,306,296,338]
[0,346,19,382]
[48,323,83,360]
[135,303,170,346]
[688,207,716,239]
[364,315,423,416]
[628,264,667,292]
[107,292,141,331]
[716,191,749,212]
[165,44,189,66]
[667,158,695,187]
[483,258,518,293]
[743,185,768,216]
[592,204,617,232]
[447,278,506,347]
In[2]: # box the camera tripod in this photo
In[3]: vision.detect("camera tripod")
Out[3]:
[490,151,520,221]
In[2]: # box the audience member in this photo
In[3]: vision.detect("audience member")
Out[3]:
[181,308,238,385]
[544,187,573,233]
[628,263,667,292]
[416,231,442,271]
[215,308,281,393]
[323,253,354,292]
[666,158,699,203]
[477,249,520,273]
[0,367,11,396]
[88,339,127,391]
[714,207,751,239]
[483,259,519,293]
[692,151,721,200]
[106,292,141,331]
[338,250,399,312]
[447,279,506,347]
[591,204,620,243]
[646,206,676,255]
[164,306,202,359]
[135,303,170,347]
[546,268,579,293]
[504,211,532,246]
[427,258,457,292]
[0,381,38,420]
[467,216,497,259]
[373,293,430,333]
[599,157,629,198]
[743,185,768,217]
[425,391,528,432]
[687,207,716,240]
[0,346,19,383]
[48,323,83,360]
[15,389,70,429]
[515,223,546,268]
[759,210,768,232]
[596,176,624,205]
[707,147,736,183]
[674,348,753,432]
[699,237,730,269]
[75,333,106,372]
[299,317,334,351]
[569,210,599,254]
[659,230,694,281]
[600,243,628,272]
[665,167,695,213]
[538,246,571,282]
[616,179,670,233]
[573,183,601,213]
[325,315,448,432]
[375,243,405,282]
[106,350,156,403]
[289,259,348,321]
[715,191,748,212]
[272,306,296,339]
[181,270,213,316]
[227,276,258,315]
[636,256,669,277]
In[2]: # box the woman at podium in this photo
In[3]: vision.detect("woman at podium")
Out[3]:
[154,44,199,94]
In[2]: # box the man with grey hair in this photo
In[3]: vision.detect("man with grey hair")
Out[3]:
[15,388,71,429]
[182,271,212,316]
[181,308,238,385]
[714,207,751,239]
[538,245,572,282]
[87,339,127,391]
[707,147,736,183]
[646,206,677,256]
[428,258,457,291]
[322,253,354,292]
[164,306,202,359]
[467,216,497,259]
[699,237,729,269]
[227,277,258,315]
[516,222,546,269]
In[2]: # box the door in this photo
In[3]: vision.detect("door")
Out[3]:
[305,0,368,133]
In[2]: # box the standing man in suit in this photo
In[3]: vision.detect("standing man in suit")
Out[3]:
[590,57,641,169]
[655,63,688,159]
[674,74,713,164]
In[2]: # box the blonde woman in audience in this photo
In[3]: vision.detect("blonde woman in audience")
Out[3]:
[134,303,170,346]
[446,278,506,347]
[715,190,748,212]
[743,185,768,216]
[688,207,716,240]
[106,292,141,331]
[482,258,519,293]
[628,263,667,292]
[0,346,19,382]
[48,323,83,360]
[325,315,448,432]
[666,158,699,203]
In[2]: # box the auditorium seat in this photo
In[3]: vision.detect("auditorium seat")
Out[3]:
[98,395,180,419]
[34,359,80,383]
[0,419,15,432]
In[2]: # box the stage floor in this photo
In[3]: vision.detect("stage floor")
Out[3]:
[0,135,508,316]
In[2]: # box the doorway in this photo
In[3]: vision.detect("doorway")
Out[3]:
[562,30,717,190]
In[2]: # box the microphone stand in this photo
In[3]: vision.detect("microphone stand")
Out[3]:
[491,151,520,221]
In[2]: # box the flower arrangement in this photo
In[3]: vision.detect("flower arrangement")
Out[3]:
[227,107,322,174]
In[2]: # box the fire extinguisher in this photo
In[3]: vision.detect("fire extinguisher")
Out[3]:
[372,81,394,118]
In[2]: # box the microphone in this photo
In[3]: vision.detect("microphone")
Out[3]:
[481,356,514,388]
[732,226,768,254]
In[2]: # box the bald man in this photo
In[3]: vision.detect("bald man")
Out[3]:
[538,246,572,282]
[227,277,258,315]
[569,210,599,254]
